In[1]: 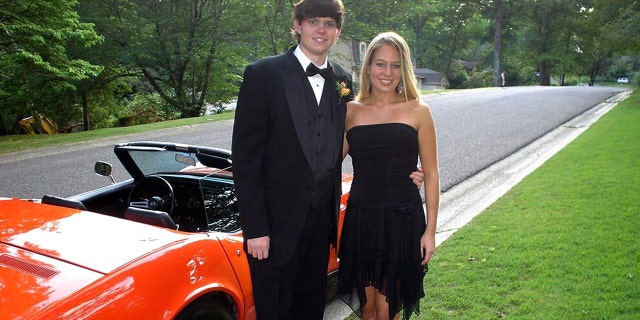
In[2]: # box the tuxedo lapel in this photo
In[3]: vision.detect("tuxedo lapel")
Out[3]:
[283,49,314,167]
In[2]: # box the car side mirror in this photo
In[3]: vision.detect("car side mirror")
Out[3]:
[94,161,116,184]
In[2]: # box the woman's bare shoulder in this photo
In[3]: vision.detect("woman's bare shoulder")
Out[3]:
[409,97,430,108]
[405,98,431,114]
[405,98,434,128]
[347,99,368,108]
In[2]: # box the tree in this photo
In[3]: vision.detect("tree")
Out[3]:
[0,0,102,135]
[491,0,505,86]
[474,0,517,87]
[406,0,449,70]
[260,0,296,56]
[595,0,640,54]
[517,0,594,86]
[84,0,247,118]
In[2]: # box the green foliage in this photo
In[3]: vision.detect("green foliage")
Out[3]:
[500,60,536,86]
[203,42,246,110]
[0,0,102,135]
[76,0,250,119]
[461,69,493,89]
[0,0,102,80]
[631,71,640,87]
[1,0,638,135]
[343,0,416,42]
[597,0,640,54]
[82,76,134,129]
[446,61,469,89]
[237,0,295,57]
[117,93,178,127]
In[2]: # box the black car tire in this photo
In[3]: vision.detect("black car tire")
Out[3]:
[174,297,234,320]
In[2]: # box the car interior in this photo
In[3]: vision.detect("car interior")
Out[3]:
[44,172,241,234]
[42,194,88,210]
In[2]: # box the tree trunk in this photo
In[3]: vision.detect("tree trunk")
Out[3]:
[493,0,503,87]
[82,90,90,131]
[538,12,552,86]
[539,60,551,86]
[0,114,6,135]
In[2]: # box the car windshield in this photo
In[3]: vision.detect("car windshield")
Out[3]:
[129,149,200,175]
[115,142,233,179]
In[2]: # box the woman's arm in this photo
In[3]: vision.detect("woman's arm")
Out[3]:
[416,103,440,265]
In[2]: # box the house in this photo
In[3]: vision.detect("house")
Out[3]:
[414,68,449,90]
[329,38,366,80]
[458,59,480,73]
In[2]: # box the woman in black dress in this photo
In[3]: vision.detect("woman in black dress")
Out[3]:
[338,32,440,320]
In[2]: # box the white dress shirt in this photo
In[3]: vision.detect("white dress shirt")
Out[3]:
[294,45,327,104]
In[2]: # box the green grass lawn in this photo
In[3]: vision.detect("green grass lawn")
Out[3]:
[417,91,640,319]
[0,112,234,154]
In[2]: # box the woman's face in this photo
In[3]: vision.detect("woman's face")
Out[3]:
[367,44,402,94]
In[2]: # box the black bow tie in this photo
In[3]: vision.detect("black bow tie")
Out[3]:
[306,63,333,79]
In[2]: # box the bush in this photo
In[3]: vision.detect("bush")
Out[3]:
[462,69,493,88]
[117,93,179,127]
[631,71,639,87]
[563,78,579,86]
[447,61,469,89]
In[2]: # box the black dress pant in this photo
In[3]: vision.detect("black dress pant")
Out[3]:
[248,204,332,320]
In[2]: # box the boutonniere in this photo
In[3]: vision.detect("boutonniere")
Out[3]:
[336,81,350,98]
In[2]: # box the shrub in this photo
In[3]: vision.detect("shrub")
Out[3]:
[447,61,469,89]
[462,69,493,88]
[117,93,178,127]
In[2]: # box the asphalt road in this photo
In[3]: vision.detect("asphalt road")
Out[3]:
[0,85,626,199]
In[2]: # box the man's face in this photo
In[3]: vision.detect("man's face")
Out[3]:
[294,17,341,62]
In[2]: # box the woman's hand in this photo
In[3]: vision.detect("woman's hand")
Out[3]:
[410,166,424,188]
[420,232,435,265]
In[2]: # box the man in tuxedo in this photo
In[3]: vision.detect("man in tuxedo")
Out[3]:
[232,1,350,319]
[233,0,423,319]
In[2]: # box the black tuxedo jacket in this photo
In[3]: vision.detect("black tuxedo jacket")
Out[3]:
[232,47,353,266]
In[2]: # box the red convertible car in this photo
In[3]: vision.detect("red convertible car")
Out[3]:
[0,141,351,320]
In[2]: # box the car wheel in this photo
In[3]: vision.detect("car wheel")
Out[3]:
[175,298,234,320]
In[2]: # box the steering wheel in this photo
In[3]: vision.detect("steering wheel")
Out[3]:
[128,175,175,216]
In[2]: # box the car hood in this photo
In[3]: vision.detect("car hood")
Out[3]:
[0,199,189,274]
[0,242,105,319]
[0,199,191,318]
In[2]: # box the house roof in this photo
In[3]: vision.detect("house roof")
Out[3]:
[414,68,448,84]
[458,60,480,70]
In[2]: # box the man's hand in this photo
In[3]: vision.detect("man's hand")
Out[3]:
[410,166,424,188]
[247,235,270,260]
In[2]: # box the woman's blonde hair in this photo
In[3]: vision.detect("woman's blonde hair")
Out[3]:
[357,32,419,101]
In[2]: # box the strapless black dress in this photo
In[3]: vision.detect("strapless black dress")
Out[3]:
[338,123,427,320]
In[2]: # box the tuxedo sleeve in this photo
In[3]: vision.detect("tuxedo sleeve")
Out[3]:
[232,63,270,239]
